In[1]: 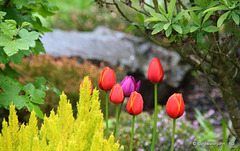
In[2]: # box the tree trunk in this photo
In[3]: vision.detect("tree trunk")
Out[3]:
[220,75,240,139]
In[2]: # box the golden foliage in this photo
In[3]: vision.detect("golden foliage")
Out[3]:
[0,76,119,151]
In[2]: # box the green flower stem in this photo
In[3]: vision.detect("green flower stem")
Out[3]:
[118,101,123,118]
[130,115,135,151]
[115,104,119,141]
[171,119,176,151]
[114,102,123,136]
[105,92,109,139]
[151,83,158,151]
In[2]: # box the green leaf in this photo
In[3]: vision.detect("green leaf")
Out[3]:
[19,28,39,47]
[217,11,231,27]
[189,6,202,11]
[26,102,44,119]
[158,4,166,15]
[4,64,19,79]
[0,49,9,64]
[148,12,168,22]
[23,83,46,104]
[0,20,17,36]
[0,34,11,46]
[203,11,213,24]
[126,25,136,32]
[190,11,201,26]
[151,23,165,35]
[33,77,49,91]
[31,40,46,55]
[10,50,30,65]
[231,11,239,25]
[13,0,29,9]
[203,26,219,32]
[0,11,6,18]
[21,22,30,27]
[137,13,144,24]
[203,5,229,14]
[172,24,182,34]
[0,76,26,109]
[165,26,172,37]
[163,22,171,30]
[172,10,189,23]
[168,35,176,43]
[168,0,177,18]
[3,41,19,56]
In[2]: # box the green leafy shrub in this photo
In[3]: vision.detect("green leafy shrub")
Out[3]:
[0,77,119,151]
[0,0,58,118]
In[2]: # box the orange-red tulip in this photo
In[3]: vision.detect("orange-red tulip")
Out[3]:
[79,77,93,95]
[127,92,143,115]
[148,58,164,84]
[166,93,184,119]
[110,84,124,104]
[99,67,116,91]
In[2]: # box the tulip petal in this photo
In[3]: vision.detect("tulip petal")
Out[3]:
[135,80,141,92]
[110,84,124,104]
[166,95,180,119]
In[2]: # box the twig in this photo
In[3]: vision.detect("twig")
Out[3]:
[164,0,168,13]
[177,0,188,10]
[153,0,160,13]
[112,0,132,23]
[143,2,155,9]
[120,1,150,16]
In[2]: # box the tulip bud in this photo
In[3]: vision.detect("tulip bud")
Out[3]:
[120,76,141,97]
[127,92,143,115]
[148,58,164,84]
[79,76,93,95]
[166,93,184,119]
[109,84,124,104]
[99,67,116,91]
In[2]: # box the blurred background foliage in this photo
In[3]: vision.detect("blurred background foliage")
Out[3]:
[44,0,131,31]
[8,55,125,120]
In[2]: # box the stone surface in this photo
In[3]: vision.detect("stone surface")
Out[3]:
[41,26,191,89]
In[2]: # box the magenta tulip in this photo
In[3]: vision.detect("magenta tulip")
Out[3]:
[120,76,141,97]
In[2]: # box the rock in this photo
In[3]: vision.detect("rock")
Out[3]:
[41,27,191,109]
[41,26,190,88]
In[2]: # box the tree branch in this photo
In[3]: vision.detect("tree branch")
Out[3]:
[120,1,150,16]
[177,0,188,10]
[153,0,160,13]
[112,0,132,23]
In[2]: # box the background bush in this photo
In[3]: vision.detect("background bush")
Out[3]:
[10,55,125,119]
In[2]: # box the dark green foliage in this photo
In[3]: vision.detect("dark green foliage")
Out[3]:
[0,0,58,118]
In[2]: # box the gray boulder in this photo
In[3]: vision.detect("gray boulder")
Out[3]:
[41,26,190,88]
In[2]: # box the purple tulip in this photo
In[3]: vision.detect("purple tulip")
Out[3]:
[120,76,141,97]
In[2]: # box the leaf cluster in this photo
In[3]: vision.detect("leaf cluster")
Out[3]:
[0,0,58,118]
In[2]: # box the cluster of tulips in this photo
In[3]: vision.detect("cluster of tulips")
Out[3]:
[81,58,185,151]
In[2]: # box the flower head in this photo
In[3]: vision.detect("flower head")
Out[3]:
[148,58,164,84]
[166,93,184,119]
[109,84,124,104]
[120,76,141,97]
[127,92,143,115]
[99,67,116,91]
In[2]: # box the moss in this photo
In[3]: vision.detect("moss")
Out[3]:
[0,76,119,151]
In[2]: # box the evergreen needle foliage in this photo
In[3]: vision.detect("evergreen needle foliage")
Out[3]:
[0,76,119,151]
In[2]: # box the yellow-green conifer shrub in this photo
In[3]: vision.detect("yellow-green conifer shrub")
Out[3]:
[0,76,119,151]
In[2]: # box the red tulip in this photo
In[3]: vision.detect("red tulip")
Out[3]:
[110,84,124,104]
[99,67,116,91]
[127,92,143,115]
[166,93,184,119]
[79,76,93,95]
[148,58,164,84]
